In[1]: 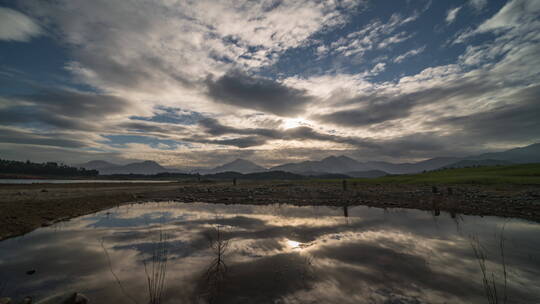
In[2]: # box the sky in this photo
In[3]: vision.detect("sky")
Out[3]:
[0,0,539,169]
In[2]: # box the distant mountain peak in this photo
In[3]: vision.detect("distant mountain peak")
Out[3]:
[230,158,254,164]
[323,155,356,160]
[207,158,266,174]
[76,160,118,170]
[77,159,167,175]
[271,154,372,174]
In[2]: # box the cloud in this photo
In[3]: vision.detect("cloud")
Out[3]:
[199,118,276,137]
[16,89,129,117]
[131,107,205,125]
[194,117,389,152]
[477,0,540,32]
[323,12,420,58]
[0,127,90,148]
[2,0,539,166]
[206,71,314,116]
[455,0,540,43]
[377,32,413,49]
[369,63,386,75]
[468,0,487,11]
[20,0,362,96]
[1,88,130,130]
[445,7,462,25]
[0,7,41,42]
[429,84,540,143]
[311,76,492,127]
[194,136,268,148]
[117,121,187,134]
[393,46,426,63]
[0,88,132,134]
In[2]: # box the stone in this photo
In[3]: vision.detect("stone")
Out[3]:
[34,292,89,304]
[21,297,32,304]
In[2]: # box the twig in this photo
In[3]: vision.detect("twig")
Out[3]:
[101,238,140,304]
[500,223,508,304]
[470,224,509,304]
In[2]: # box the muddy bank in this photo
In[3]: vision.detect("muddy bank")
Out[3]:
[152,182,540,221]
[0,182,182,241]
[1,181,540,240]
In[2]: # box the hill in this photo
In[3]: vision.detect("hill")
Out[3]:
[349,163,540,185]
[77,160,171,175]
[204,170,304,180]
[76,160,118,171]
[468,143,540,163]
[206,158,267,174]
[443,159,513,168]
[73,142,540,177]
[345,170,388,178]
[365,157,460,174]
[271,155,373,174]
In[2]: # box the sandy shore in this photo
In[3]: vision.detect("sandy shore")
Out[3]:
[1,181,539,240]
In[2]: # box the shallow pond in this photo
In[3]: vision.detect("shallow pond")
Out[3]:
[1,202,539,303]
[0,179,172,184]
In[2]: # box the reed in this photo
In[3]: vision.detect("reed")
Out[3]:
[143,229,169,304]
[469,225,508,304]
[101,228,169,304]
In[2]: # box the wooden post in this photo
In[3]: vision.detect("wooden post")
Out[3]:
[342,180,347,191]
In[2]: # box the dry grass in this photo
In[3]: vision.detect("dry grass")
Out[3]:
[101,228,169,304]
[470,224,508,304]
[143,230,169,304]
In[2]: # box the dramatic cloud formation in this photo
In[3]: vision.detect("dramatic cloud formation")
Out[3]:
[206,71,314,116]
[0,0,539,168]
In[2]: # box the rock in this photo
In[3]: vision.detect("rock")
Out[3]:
[26,269,36,275]
[71,293,89,304]
[21,297,32,304]
[0,297,12,304]
[35,292,89,304]
[40,189,48,193]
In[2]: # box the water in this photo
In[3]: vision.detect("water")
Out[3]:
[0,202,539,303]
[0,179,173,184]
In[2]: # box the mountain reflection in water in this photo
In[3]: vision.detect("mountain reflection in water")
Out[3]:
[0,202,539,303]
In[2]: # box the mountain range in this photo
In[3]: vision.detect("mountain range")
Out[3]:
[75,160,175,175]
[76,142,540,176]
[202,158,267,174]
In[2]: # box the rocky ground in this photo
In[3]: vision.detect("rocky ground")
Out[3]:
[1,181,540,241]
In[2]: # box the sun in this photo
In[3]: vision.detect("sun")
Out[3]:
[282,118,308,129]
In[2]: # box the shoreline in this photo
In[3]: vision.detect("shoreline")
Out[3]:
[1,181,539,241]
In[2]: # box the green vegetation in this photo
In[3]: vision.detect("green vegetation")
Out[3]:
[348,163,540,185]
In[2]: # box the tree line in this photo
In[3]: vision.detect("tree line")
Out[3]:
[0,159,98,177]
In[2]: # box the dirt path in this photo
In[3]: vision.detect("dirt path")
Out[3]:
[1,181,540,241]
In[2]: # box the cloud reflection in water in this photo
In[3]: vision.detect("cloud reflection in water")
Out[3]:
[0,202,539,303]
